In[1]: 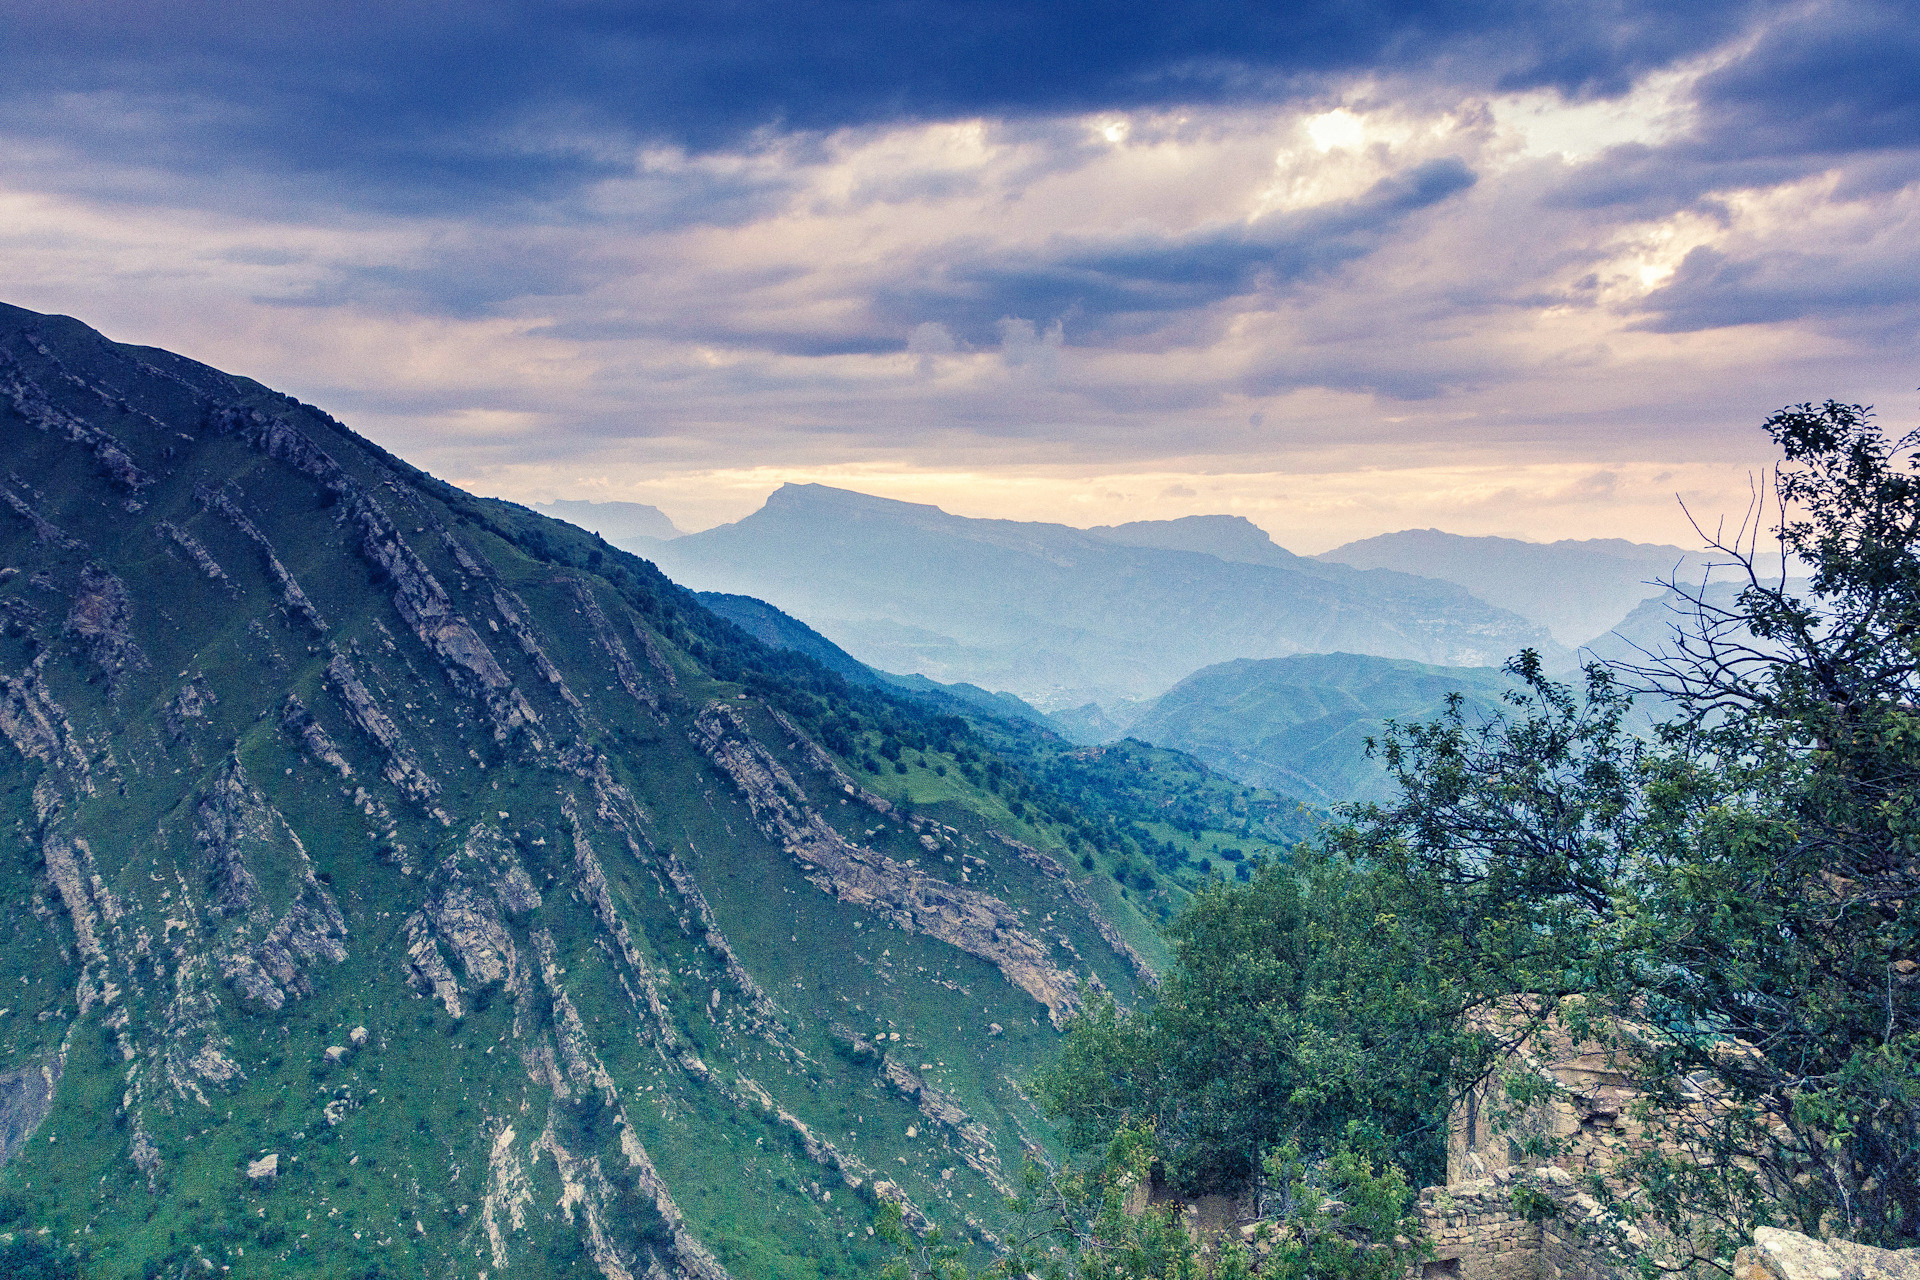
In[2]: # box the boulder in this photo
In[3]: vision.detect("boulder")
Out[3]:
[348,1026,369,1048]
[323,1045,349,1064]
[1735,1228,1920,1280]
[247,1153,279,1181]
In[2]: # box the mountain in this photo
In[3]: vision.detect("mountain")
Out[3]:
[0,301,1321,1278]
[1317,529,1715,648]
[694,591,877,685]
[646,487,1565,711]
[1126,653,1519,804]
[532,498,683,545]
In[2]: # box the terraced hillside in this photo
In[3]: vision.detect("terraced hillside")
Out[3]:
[0,303,1311,1279]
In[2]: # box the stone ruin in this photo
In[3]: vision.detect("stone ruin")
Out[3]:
[1148,1004,1920,1280]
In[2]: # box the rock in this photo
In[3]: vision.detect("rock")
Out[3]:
[247,1153,279,1181]
[1736,1228,1920,1280]
[348,1026,369,1048]
[986,1023,1003,1036]
[692,702,1081,1025]
[323,1046,348,1064]
[64,564,149,696]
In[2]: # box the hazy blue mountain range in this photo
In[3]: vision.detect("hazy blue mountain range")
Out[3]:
[645,486,1566,711]
[1123,653,1520,804]
[532,497,683,544]
[1318,528,1719,648]
[0,301,1328,1278]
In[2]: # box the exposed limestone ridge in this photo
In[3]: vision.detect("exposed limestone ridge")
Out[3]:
[561,576,658,713]
[995,835,1157,986]
[768,707,892,814]
[617,1122,735,1280]
[559,796,679,1043]
[0,482,82,549]
[832,1025,1011,1196]
[0,656,94,789]
[576,765,786,1032]
[64,563,149,695]
[42,832,106,962]
[631,620,678,687]
[193,484,326,630]
[493,585,584,711]
[212,403,537,741]
[153,521,235,592]
[191,756,350,1010]
[529,928,618,1105]
[480,1118,535,1271]
[876,1056,1009,1192]
[191,757,272,919]
[690,702,1081,1026]
[325,652,443,809]
[740,1089,938,1238]
[155,944,247,1108]
[221,873,348,1013]
[280,693,353,778]
[530,1118,653,1280]
[0,347,151,496]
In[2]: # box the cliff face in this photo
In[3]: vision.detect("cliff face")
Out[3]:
[0,302,1160,1279]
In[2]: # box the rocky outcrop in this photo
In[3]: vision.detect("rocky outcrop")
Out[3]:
[0,657,93,789]
[193,758,349,1009]
[0,1056,63,1166]
[214,404,537,740]
[403,823,540,1016]
[220,876,348,1012]
[65,564,148,695]
[1735,1229,1920,1280]
[194,484,325,630]
[154,521,234,591]
[325,653,441,808]
[280,694,353,778]
[769,708,892,815]
[0,483,80,549]
[493,586,582,712]
[563,576,657,712]
[998,836,1156,986]
[692,702,1080,1025]
[1,349,150,495]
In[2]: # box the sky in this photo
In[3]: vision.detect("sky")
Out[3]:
[1,0,1916,551]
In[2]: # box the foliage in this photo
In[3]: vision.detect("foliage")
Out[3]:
[877,1124,1422,1280]
[1033,398,1920,1273]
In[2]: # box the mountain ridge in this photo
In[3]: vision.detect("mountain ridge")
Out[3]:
[647,485,1568,710]
[0,300,1318,1278]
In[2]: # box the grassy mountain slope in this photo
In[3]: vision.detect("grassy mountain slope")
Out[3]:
[1126,653,1519,805]
[0,302,1308,1280]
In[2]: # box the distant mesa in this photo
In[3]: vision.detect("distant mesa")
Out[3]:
[531,497,682,547]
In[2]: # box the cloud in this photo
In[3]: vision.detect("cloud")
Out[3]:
[875,157,1476,346]
[0,0,1760,213]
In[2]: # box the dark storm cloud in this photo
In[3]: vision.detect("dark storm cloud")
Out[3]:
[0,0,1760,212]
[1692,0,1920,159]
[1635,244,1920,335]
[874,157,1477,347]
